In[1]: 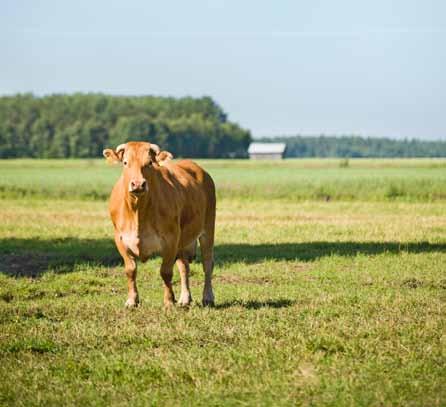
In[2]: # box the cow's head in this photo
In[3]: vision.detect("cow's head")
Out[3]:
[103,141,160,196]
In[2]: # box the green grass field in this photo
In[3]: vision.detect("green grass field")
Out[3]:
[0,159,445,406]
[1,158,446,201]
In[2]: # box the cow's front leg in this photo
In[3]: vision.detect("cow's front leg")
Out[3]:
[160,251,177,308]
[115,233,139,308]
[124,256,139,308]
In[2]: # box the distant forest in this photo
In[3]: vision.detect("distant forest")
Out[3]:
[0,94,251,158]
[259,135,446,158]
[1,94,445,159]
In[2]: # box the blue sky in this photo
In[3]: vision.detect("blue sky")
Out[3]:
[1,0,445,139]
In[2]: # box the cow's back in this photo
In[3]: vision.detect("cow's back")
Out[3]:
[166,160,216,248]
[167,159,214,198]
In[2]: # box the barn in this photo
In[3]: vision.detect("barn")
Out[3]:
[248,142,286,160]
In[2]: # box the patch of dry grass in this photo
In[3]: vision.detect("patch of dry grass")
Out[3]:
[0,196,445,405]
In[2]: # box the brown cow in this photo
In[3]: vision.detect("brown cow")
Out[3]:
[103,141,216,308]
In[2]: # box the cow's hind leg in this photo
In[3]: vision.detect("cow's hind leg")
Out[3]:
[199,233,215,307]
[176,258,192,306]
[160,249,177,309]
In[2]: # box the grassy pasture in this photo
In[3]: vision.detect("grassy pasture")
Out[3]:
[1,158,446,201]
[0,159,445,406]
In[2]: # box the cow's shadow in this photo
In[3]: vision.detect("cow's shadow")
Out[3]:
[216,241,446,264]
[0,237,120,278]
[1,238,446,278]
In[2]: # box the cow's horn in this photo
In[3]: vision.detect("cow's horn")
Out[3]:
[150,144,160,154]
[116,144,126,153]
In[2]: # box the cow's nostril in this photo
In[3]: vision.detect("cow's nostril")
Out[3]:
[130,180,146,192]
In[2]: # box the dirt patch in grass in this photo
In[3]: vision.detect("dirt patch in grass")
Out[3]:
[215,274,274,285]
[401,278,424,289]
[215,298,295,309]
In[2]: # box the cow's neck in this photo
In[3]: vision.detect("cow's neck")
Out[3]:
[125,192,150,213]
[122,174,156,231]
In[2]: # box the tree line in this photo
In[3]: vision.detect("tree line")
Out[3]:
[259,135,446,158]
[1,94,444,159]
[0,93,251,158]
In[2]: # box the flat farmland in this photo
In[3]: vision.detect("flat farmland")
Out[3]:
[0,159,445,406]
[1,158,446,201]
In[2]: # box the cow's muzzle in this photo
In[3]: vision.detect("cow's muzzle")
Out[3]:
[129,179,147,195]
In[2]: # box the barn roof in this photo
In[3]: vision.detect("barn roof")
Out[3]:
[248,142,286,154]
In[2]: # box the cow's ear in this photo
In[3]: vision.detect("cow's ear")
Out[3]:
[103,149,122,164]
[157,151,173,166]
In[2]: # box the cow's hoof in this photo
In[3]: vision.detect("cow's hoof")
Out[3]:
[125,298,139,308]
[163,301,175,310]
[202,299,215,307]
[178,294,192,307]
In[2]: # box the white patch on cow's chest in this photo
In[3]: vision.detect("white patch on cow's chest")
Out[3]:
[121,230,162,259]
